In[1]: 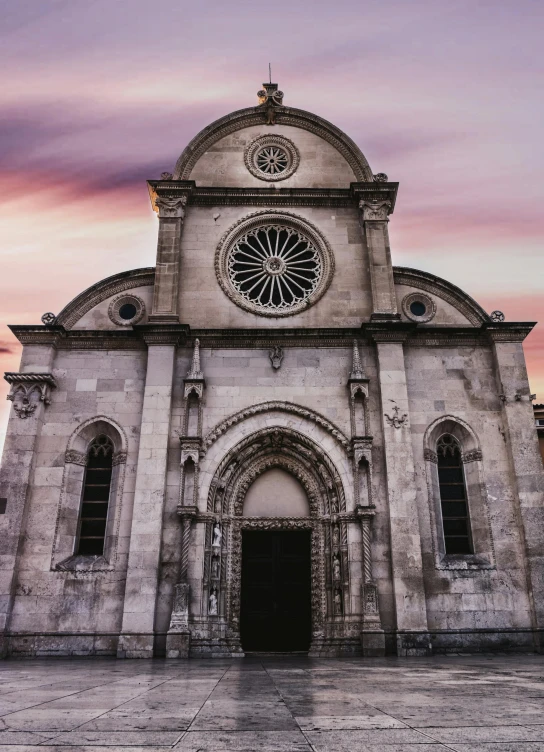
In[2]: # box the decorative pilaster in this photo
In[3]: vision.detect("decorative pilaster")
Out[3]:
[0,336,59,656]
[118,331,179,658]
[148,183,193,324]
[488,325,544,650]
[371,328,431,656]
[356,185,399,320]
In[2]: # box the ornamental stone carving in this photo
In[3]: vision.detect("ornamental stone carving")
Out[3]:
[214,211,335,318]
[203,400,350,451]
[384,404,408,429]
[41,312,57,326]
[244,135,300,182]
[5,372,56,419]
[359,199,392,221]
[65,450,87,466]
[269,346,284,370]
[155,195,188,218]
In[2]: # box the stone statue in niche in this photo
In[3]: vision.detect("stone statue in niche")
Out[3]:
[209,587,218,615]
[214,488,224,513]
[332,526,340,547]
[211,554,220,579]
[330,491,339,513]
[333,554,341,581]
[212,522,222,547]
[334,588,343,615]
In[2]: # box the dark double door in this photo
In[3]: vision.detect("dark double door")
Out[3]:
[240,530,311,652]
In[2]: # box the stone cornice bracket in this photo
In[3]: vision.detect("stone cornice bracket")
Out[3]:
[138,325,188,347]
[184,338,206,400]
[351,182,399,215]
[4,372,57,419]
[484,322,536,343]
[8,325,65,346]
[147,181,195,215]
[365,324,414,344]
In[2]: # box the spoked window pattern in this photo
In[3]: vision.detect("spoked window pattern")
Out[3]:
[256,146,289,176]
[77,435,113,555]
[228,225,321,311]
[437,434,473,555]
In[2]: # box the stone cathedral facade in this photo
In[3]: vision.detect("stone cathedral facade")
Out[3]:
[1,83,543,659]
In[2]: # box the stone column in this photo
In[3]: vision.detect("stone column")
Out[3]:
[359,197,398,319]
[489,327,544,650]
[0,334,58,656]
[118,333,178,658]
[356,504,385,656]
[372,331,431,656]
[148,192,189,324]
[166,505,198,658]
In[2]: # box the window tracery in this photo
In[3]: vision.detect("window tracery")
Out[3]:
[76,436,114,556]
[436,434,473,555]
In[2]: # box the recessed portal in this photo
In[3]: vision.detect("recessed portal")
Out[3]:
[241,530,311,652]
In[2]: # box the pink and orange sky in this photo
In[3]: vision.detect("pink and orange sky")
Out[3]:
[1,0,543,450]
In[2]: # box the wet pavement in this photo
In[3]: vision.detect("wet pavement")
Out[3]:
[0,654,543,751]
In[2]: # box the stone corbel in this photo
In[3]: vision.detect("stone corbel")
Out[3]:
[4,372,56,419]
[359,198,392,222]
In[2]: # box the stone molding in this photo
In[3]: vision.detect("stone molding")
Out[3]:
[214,210,335,318]
[203,400,351,451]
[108,294,146,327]
[56,268,155,330]
[401,292,437,323]
[172,106,373,181]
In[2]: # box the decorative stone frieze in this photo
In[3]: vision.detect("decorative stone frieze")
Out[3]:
[5,372,56,419]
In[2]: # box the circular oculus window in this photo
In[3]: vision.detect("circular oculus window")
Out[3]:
[244,136,300,182]
[108,294,146,327]
[215,212,334,317]
[402,292,436,323]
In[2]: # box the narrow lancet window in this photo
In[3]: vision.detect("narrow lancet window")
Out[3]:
[77,435,113,555]
[437,434,472,555]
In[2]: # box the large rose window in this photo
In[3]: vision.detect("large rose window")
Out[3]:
[215,212,334,317]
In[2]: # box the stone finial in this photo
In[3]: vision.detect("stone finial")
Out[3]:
[187,338,203,380]
[350,340,365,380]
[257,82,284,107]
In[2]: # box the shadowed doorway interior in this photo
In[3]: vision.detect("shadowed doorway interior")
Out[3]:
[241,530,311,652]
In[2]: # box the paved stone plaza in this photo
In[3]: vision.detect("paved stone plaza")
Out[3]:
[0,656,543,751]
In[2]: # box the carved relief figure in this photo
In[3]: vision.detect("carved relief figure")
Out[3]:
[209,588,218,615]
[212,522,222,548]
[211,554,220,579]
[333,554,341,581]
[334,588,343,615]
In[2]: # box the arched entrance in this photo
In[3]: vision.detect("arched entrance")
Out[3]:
[240,468,311,651]
[196,426,357,656]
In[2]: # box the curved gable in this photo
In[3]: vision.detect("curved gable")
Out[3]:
[393,267,491,326]
[56,268,155,330]
[173,106,374,185]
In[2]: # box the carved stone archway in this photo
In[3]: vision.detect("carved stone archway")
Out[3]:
[190,426,362,657]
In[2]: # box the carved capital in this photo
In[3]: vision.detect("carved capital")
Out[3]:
[462,449,483,464]
[65,449,86,466]
[112,451,127,466]
[356,504,376,521]
[4,372,56,419]
[155,195,187,219]
[176,505,198,520]
[359,199,392,221]
[424,448,438,464]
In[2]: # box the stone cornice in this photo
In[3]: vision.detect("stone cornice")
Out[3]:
[146,182,398,211]
[6,323,534,350]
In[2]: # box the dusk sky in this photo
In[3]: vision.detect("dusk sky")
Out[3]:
[1,0,543,450]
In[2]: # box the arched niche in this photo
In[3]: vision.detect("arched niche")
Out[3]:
[243,467,310,518]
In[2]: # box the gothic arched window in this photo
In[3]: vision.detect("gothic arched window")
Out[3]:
[437,434,473,555]
[77,436,114,555]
